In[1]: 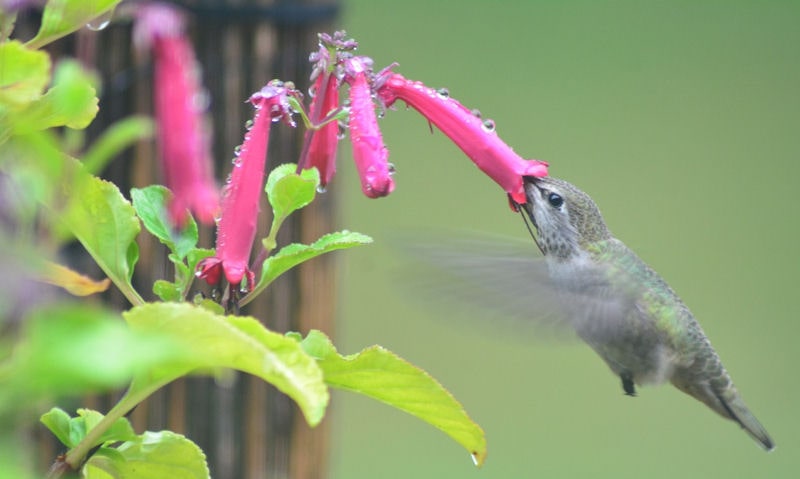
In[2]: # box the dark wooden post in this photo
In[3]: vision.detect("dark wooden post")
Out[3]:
[26,1,341,478]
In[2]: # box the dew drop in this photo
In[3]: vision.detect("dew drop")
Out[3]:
[193,89,211,111]
[387,163,397,175]
[481,119,496,132]
[233,145,242,156]
[436,88,450,99]
[86,9,114,31]
[471,109,482,119]
[245,119,254,130]
[337,124,348,140]
[308,85,317,98]
[471,453,479,466]
[316,185,327,194]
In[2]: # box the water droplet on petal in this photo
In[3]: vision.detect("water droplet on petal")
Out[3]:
[436,88,450,99]
[316,185,327,194]
[337,124,347,140]
[482,119,496,133]
[245,119,254,130]
[193,89,211,111]
[233,145,242,156]
[471,109,482,119]
[86,8,114,31]
[387,163,397,175]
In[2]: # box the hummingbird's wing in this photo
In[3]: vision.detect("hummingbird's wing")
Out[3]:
[397,233,641,341]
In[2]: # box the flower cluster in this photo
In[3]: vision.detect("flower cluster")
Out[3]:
[297,32,547,205]
[132,10,554,295]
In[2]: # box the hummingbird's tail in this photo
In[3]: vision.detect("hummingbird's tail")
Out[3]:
[672,375,774,451]
[714,390,775,451]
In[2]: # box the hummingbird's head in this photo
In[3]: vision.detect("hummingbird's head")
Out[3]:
[522,176,611,259]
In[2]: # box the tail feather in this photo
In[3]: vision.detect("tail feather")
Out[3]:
[716,391,775,451]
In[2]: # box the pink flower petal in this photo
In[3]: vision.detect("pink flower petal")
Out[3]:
[300,71,340,187]
[346,57,395,198]
[376,72,547,204]
[136,4,219,226]
[197,83,293,289]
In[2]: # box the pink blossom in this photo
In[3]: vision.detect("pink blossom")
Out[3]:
[345,57,395,198]
[135,4,219,225]
[375,72,548,204]
[197,83,294,290]
[299,69,340,187]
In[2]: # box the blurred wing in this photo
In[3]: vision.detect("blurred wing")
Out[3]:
[395,232,577,340]
[396,233,645,343]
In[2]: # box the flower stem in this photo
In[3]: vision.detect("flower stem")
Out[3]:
[63,377,169,470]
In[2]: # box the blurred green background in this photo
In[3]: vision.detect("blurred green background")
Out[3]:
[327,1,800,478]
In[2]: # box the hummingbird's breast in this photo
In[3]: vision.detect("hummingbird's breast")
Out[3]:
[547,242,684,386]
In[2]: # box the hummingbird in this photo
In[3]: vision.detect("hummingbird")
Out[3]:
[520,175,774,451]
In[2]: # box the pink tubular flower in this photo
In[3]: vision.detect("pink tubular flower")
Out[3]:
[299,68,340,187]
[375,72,548,204]
[197,82,294,290]
[134,4,219,226]
[345,57,395,198]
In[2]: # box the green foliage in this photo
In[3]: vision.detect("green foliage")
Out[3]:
[59,160,143,304]
[263,163,320,251]
[19,59,99,131]
[26,0,121,49]
[132,185,217,301]
[245,230,372,306]
[266,163,320,222]
[123,303,329,426]
[0,304,178,409]
[82,116,154,174]
[41,408,137,449]
[87,431,210,479]
[41,409,209,479]
[0,40,50,108]
[132,186,198,260]
[298,330,488,466]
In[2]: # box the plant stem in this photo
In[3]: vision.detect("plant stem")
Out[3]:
[63,377,168,469]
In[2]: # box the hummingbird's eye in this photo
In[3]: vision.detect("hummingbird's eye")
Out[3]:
[547,192,564,208]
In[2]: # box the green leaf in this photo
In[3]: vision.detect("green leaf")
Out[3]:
[265,163,319,221]
[153,280,182,302]
[0,40,50,107]
[60,160,142,305]
[26,0,121,49]
[86,431,209,479]
[40,408,72,448]
[21,59,98,130]
[41,408,137,450]
[300,330,488,466]
[131,186,198,260]
[0,304,175,408]
[123,303,328,426]
[245,231,372,306]
[83,116,154,174]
